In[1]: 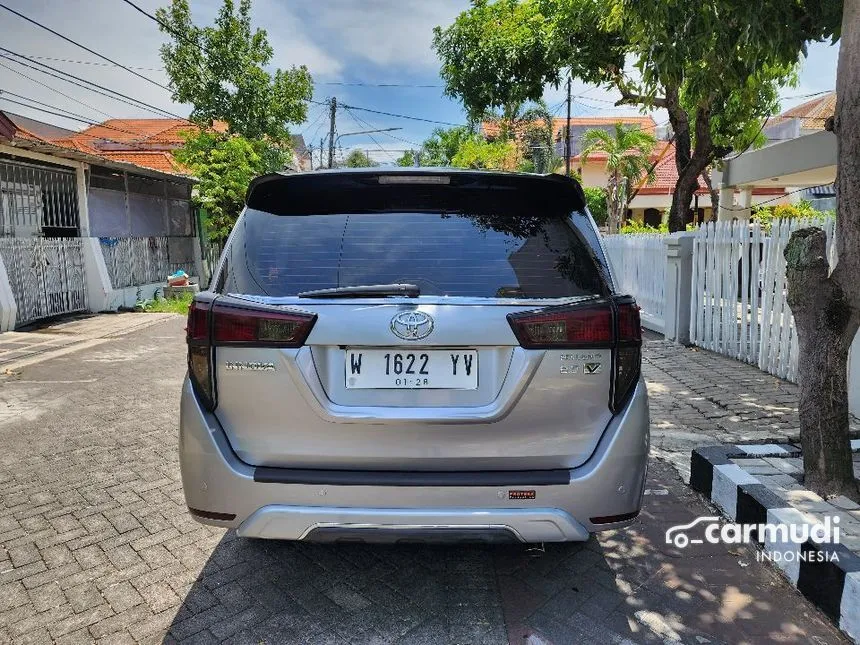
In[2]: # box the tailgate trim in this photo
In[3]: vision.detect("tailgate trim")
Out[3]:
[253,467,571,486]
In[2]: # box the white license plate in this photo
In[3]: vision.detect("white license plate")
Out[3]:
[345,349,478,389]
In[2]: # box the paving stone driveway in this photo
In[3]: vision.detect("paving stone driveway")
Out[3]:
[0,317,849,644]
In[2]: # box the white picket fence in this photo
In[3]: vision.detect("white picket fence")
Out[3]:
[689,217,836,382]
[603,233,666,332]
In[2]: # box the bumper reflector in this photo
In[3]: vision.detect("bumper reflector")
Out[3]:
[188,507,236,521]
[589,511,639,525]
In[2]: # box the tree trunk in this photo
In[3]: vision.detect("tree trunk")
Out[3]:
[785,0,860,501]
[668,163,702,232]
[664,91,719,232]
[607,173,623,234]
[786,229,859,498]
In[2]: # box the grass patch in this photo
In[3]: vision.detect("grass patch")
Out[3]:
[138,292,194,315]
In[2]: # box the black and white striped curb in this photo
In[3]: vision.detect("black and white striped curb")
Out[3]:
[690,441,860,642]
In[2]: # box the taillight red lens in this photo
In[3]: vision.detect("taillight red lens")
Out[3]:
[187,300,210,341]
[616,303,641,341]
[186,300,215,411]
[211,303,316,347]
[507,304,612,348]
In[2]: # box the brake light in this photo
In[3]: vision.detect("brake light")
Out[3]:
[612,301,641,412]
[187,300,214,410]
[185,298,317,412]
[212,303,316,347]
[506,304,612,348]
[507,298,642,412]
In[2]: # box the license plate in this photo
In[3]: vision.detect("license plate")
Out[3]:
[345,349,478,389]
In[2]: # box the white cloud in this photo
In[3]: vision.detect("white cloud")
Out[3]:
[305,0,466,73]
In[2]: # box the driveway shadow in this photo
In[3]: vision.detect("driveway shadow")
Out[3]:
[164,462,846,644]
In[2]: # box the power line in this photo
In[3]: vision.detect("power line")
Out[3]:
[344,108,421,148]
[0,57,115,120]
[343,107,398,164]
[0,88,176,143]
[0,96,110,127]
[338,102,465,127]
[0,48,183,119]
[16,53,161,72]
[0,90,106,124]
[319,81,442,88]
[300,104,327,139]
[0,2,172,92]
[0,95,176,152]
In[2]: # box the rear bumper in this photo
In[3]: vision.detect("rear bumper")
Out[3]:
[179,377,650,543]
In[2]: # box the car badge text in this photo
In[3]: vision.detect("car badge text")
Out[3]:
[225,361,276,372]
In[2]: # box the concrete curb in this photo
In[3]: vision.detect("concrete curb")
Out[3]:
[689,442,860,642]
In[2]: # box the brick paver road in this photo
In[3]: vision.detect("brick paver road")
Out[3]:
[0,317,849,644]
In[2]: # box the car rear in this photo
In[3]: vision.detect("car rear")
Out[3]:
[179,169,649,543]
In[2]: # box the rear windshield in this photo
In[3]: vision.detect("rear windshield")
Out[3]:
[219,210,606,299]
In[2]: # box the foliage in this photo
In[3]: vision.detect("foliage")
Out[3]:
[138,292,195,314]
[403,126,476,166]
[396,150,419,167]
[752,199,829,233]
[618,219,697,234]
[580,124,657,233]
[432,0,623,122]
[583,186,608,226]
[433,0,840,231]
[517,100,561,173]
[176,131,288,242]
[157,0,313,144]
[619,219,668,234]
[450,137,519,170]
[343,150,378,168]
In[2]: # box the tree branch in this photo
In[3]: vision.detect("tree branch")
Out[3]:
[614,89,668,109]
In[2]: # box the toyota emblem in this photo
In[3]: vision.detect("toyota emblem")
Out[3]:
[390,311,434,340]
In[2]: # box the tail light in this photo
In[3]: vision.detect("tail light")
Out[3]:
[186,298,317,411]
[507,297,641,412]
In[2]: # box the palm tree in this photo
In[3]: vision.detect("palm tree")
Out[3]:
[580,124,658,233]
[483,100,561,173]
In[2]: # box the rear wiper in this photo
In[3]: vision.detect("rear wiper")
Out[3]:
[297,283,421,298]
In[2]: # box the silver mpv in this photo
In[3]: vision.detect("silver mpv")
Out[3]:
[180,168,649,543]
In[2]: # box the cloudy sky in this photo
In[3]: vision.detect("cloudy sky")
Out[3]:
[0,0,841,164]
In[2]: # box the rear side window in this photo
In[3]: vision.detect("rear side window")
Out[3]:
[222,210,605,299]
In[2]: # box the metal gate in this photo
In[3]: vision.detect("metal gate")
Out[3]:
[0,238,88,327]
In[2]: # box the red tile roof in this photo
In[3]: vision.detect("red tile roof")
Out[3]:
[482,115,657,139]
[99,151,184,174]
[633,142,709,195]
[778,92,835,130]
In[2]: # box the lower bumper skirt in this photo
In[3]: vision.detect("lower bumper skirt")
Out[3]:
[236,504,589,542]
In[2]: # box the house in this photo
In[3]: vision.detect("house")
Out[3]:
[0,110,200,330]
[714,93,837,222]
[52,118,312,174]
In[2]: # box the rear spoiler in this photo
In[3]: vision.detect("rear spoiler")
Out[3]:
[245,169,587,216]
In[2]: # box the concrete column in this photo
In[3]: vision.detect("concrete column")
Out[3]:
[738,186,753,221]
[81,237,114,313]
[76,162,90,236]
[0,252,17,332]
[191,236,204,285]
[717,186,735,221]
[663,232,696,345]
[849,329,860,418]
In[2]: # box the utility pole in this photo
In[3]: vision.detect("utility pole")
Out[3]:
[319,138,325,170]
[564,77,572,177]
[327,97,337,169]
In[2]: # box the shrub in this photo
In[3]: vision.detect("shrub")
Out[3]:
[583,186,608,227]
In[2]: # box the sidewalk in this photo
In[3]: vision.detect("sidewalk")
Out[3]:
[642,338,860,482]
[0,312,178,372]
